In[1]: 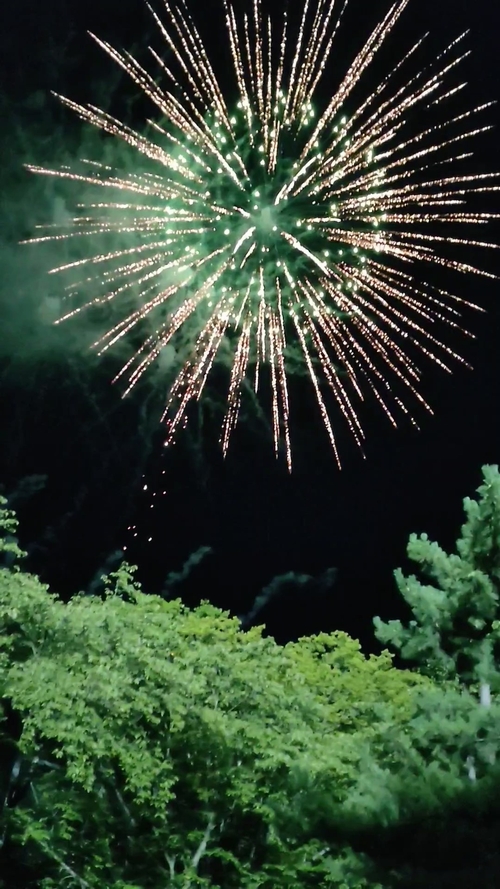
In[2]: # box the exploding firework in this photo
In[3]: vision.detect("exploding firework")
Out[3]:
[25,0,498,469]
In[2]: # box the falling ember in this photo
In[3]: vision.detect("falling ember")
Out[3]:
[24,0,498,469]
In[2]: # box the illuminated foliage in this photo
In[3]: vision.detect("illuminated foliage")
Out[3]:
[2,485,500,887]
[374,464,500,689]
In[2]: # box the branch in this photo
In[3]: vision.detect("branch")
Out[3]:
[191,813,215,870]
[95,766,136,829]
[112,785,136,828]
[165,852,176,880]
[38,839,90,889]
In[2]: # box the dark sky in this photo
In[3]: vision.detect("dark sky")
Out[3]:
[0,0,498,650]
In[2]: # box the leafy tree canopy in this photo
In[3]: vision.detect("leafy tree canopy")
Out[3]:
[1,469,500,888]
[0,551,400,887]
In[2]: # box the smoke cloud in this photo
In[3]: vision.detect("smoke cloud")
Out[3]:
[240,566,337,630]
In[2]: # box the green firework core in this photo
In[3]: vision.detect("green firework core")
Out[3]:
[184,100,368,321]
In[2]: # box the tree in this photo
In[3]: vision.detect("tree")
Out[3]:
[3,482,500,888]
[373,465,500,692]
[0,504,393,888]
[368,464,500,888]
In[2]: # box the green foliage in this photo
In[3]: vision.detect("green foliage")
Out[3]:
[374,465,500,689]
[0,495,27,566]
[2,485,500,888]
[285,632,428,734]
[367,464,500,887]
[0,553,388,887]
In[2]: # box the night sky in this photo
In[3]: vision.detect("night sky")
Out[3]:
[0,0,498,651]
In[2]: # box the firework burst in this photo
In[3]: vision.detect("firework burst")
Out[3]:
[25,0,498,468]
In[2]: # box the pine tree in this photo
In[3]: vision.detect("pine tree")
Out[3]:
[374,465,500,693]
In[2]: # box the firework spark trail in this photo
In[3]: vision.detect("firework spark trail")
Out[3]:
[24,0,498,469]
